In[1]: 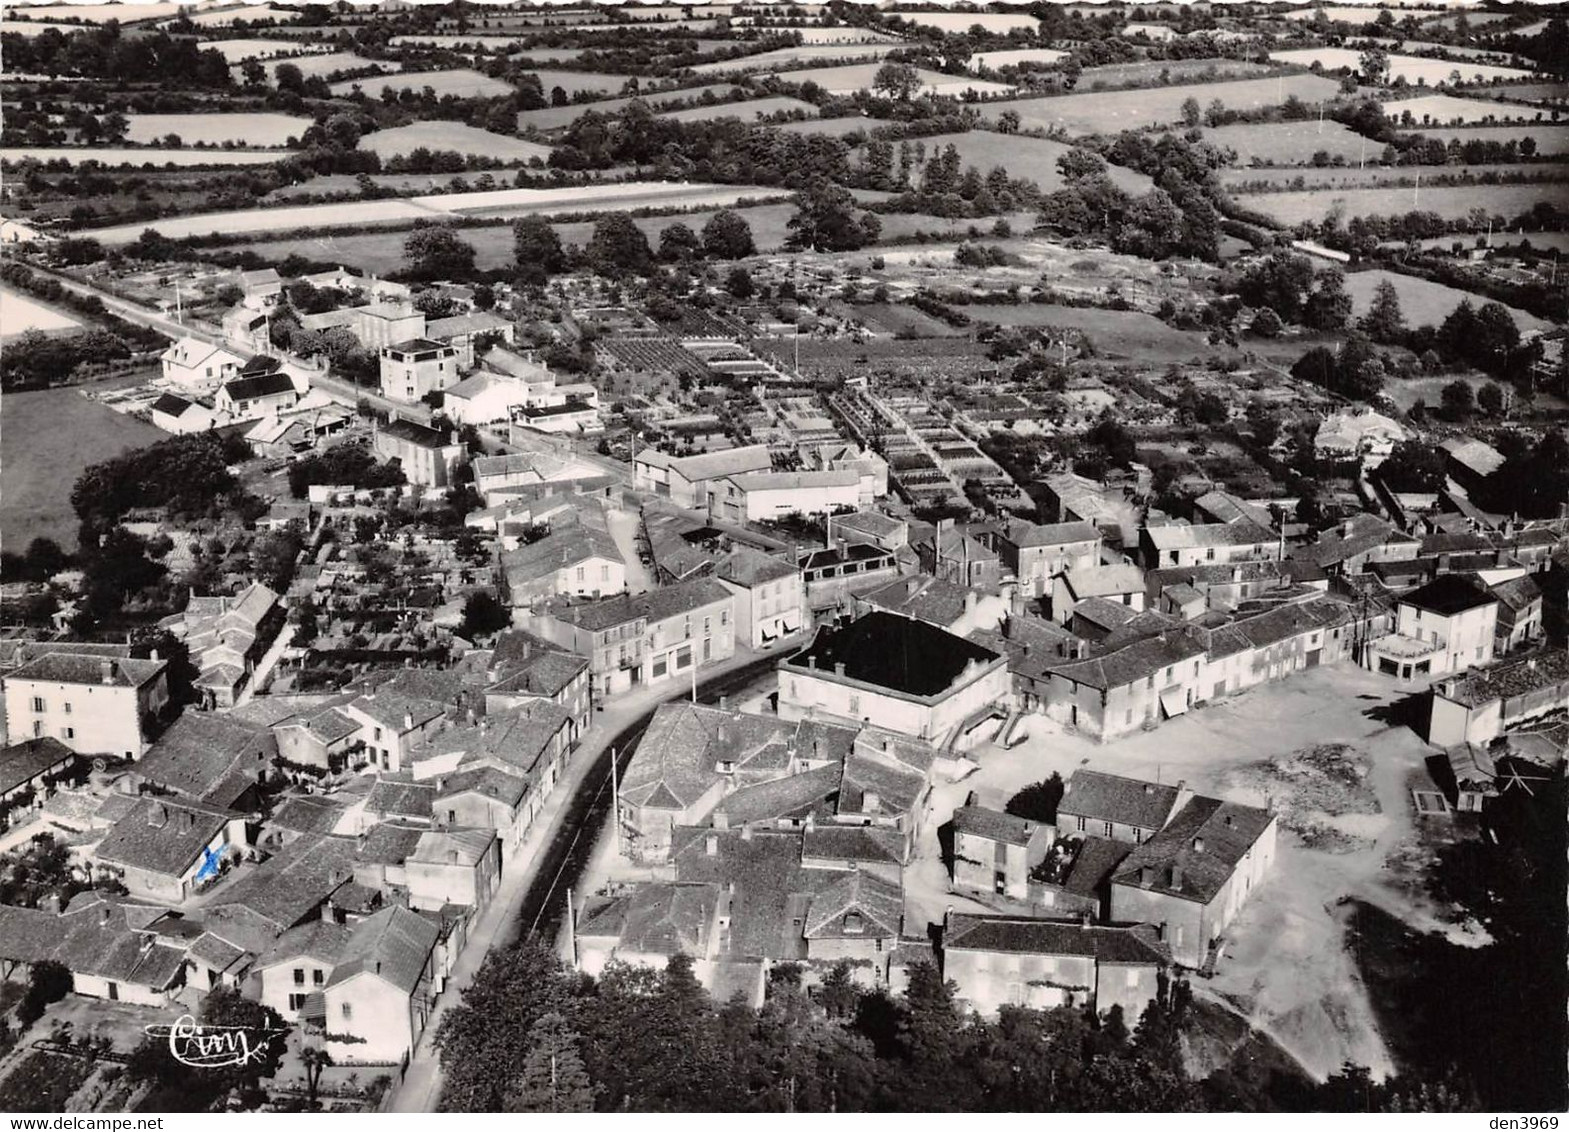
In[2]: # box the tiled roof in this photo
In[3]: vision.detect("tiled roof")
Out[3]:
[1045,628,1205,691]
[662,444,773,483]
[577,881,720,957]
[623,703,818,810]
[135,712,273,803]
[433,764,529,807]
[409,828,495,867]
[1061,563,1145,599]
[417,700,571,778]
[803,869,901,939]
[0,737,76,796]
[347,691,448,733]
[1145,519,1274,550]
[255,918,353,971]
[8,652,166,688]
[1006,520,1101,548]
[1436,647,1569,708]
[1059,770,1184,831]
[270,795,350,837]
[1487,574,1542,613]
[94,796,236,879]
[857,574,982,629]
[365,777,438,820]
[548,576,733,632]
[952,802,1040,847]
[832,510,905,539]
[501,523,624,586]
[380,418,453,449]
[713,763,840,825]
[944,914,1169,965]
[838,732,932,819]
[785,611,1000,697]
[1111,796,1274,904]
[1063,835,1134,897]
[325,904,439,995]
[671,827,827,960]
[1402,573,1497,616]
[800,823,905,866]
[727,469,860,492]
[224,371,295,402]
[210,834,358,932]
[484,649,588,699]
[355,821,428,866]
[715,546,798,588]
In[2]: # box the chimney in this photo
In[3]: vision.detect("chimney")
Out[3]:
[964,590,978,613]
[740,824,752,841]
[1140,865,1155,887]
[1341,519,1354,538]
[713,810,729,831]
[100,905,113,925]
[1079,912,1091,929]
[1192,836,1205,853]
[706,833,718,856]
[150,648,160,662]
[1143,783,1154,794]
[150,803,169,828]
[100,660,114,685]
[404,713,414,730]
[834,661,846,676]
[719,694,728,711]
[1170,865,1184,888]
[864,791,880,813]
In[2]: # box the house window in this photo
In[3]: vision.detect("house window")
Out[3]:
[843,912,864,934]
[577,566,585,581]
[313,970,324,986]
[30,697,45,713]
[341,1003,353,1020]
[653,656,668,678]
[374,727,383,742]
[1103,821,1113,837]
[1075,816,1086,833]
[1125,968,1140,988]
[63,727,74,740]
[704,616,711,633]
[676,646,692,669]
[447,810,456,823]
[848,695,860,715]
[289,993,307,1011]
[294,968,305,986]
[721,609,729,625]
[31,722,42,738]
[63,703,71,715]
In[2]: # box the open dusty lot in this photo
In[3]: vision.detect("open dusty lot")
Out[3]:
[911,664,1464,1082]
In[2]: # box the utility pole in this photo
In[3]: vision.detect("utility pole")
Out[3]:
[609,746,620,860]
[566,887,577,965]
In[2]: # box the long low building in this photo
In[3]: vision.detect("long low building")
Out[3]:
[708,469,862,524]
[1428,647,1569,747]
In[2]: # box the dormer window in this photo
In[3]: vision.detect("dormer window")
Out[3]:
[843,912,864,934]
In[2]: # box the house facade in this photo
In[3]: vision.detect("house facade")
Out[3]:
[2,652,169,758]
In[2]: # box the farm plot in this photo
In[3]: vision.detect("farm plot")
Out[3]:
[359,121,552,163]
[508,68,639,97]
[0,20,91,36]
[17,2,185,21]
[1203,120,1372,166]
[0,284,83,339]
[1220,163,1530,190]
[658,96,817,122]
[1234,181,1569,226]
[689,43,900,75]
[123,112,312,146]
[898,11,1038,33]
[390,34,531,50]
[1344,269,1551,333]
[0,147,287,167]
[1421,11,1514,29]
[1284,7,1405,26]
[1383,93,1553,125]
[768,63,1014,98]
[1079,57,1270,88]
[873,210,1038,244]
[971,48,1069,71]
[1461,82,1569,105]
[518,84,741,131]
[252,51,398,81]
[794,27,903,44]
[960,303,1217,360]
[771,116,881,137]
[1269,48,1536,86]
[873,130,1154,195]
[84,198,436,244]
[329,68,517,99]
[1401,124,1569,155]
[203,39,329,62]
[979,74,1342,137]
[168,4,301,26]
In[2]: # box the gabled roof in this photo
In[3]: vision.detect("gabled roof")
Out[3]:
[150,392,196,416]
[1145,519,1274,550]
[838,731,933,819]
[416,700,571,779]
[944,915,1169,965]
[726,469,859,493]
[1435,647,1569,708]
[135,712,273,804]
[1061,563,1145,599]
[0,737,76,796]
[208,834,359,934]
[94,796,237,879]
[1401,573,1497,616]
[545,576,733,632]
[857,574,986,629]
[952,802,1040,847]
[223,371,295,402]
[1044,627,1205,692]
[714,546,798,588]
[325,904,439,995]
[577,881,720,957]
[1059,770,1184,831]
[803,869,901,940]
[500,522,624,586]
[831,510,905,540]
[8,651,166,688]
[364,777,438,820]
[379,418,454,449]
[346,691,447,734]
[712,763,840,826]
[1111,796,1274,904]
[409,827,495,867]
[255,918,353,972]
[656,443,773,484]
[269,794,351,837]
[1005,520,1101,548]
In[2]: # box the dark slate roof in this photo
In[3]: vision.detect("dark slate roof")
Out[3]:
[577,881,721,957]
[0,737,76,796]
[365,777,438,819]
[1059,770,1183,831]
[1436,647,1569,708]
[209,834,358,932]
[224,371,295,401]
[270,794,350,837]
[800,823,905,866]
[713,763,840,825]
[952,803,1040,847]
[255,918,353,971]
[1111,796,1274,904]
[1063,835,1134,897]
[1402,573,1497,616]
[325,904,438,994]
[150,393,194,416]
[785,611,1000,697]
[548,577,733,632]
[715,546,798,588]
[803,869,902,939]
[94,796,236,878]
[380,418,452,449]
[944,914,1169,965]
[8,652,166,688]
[135,712,274,804]
[432,764,529,808]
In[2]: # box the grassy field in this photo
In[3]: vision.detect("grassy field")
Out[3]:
[980,73,1342,137]
[175,4,300,27]
[508,68,638,96]
[659,96,817,122]
[970,47,1069,69]
[1269,47,1535,85]
[0,285,82,339]
[772,116,880,137]
[1345,269,1552,332]
[204,39,328,62]
[689,43,900,75]
[1,19,91,36]
[1234,180,1569,225]
[872,129,1154,194]
[389,34,536,50]
[359,121,553,162]
[1400,124,1569,154]
[1080,57,1269,89]
[768,62,1014,97]
[1384,93,1554,125]
[329,68,517,98]
[517,84,741,131]
[794,27,903,43]
[253,51,397,81]
[18,2,184,20]
[1461,82,1569,104]
[1283,6,1405,25]
[1203,119,1372,166]
[123,112,312,146]
[1,379,166,551]
[1220,162,1536,188]
[963,303,1217,359]
[1,147,287,167]
[899,10,1038,33]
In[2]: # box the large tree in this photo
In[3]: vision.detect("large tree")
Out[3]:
[587,213,654,277]
[504,1013,597,1112]
[403,223,477,282]
[513,215,566,281]
[702,208,756,260]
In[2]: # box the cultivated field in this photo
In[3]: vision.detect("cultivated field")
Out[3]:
[898,11,1038,33]
[1422,11,1515,28]
[1203,120,1373,166]
[767,62,1014,98]
[1462,82,1569,105]
[123,112,313,146]
[771,116,881,137]
[1219,162,1533,189]
[1234,181,1569,225]
[794,27,903,43]
[15,2,185,21]
[1401,124,1569,155]
[389,34,535,50]
[517,84,741,130]
[328,68,517,99]
[0,285,82,340]
[1269,47,1536,85]
[1,381,167,551]
[168,4,300,26]
[0,20,91,36]
[689,43,901,74]
[252,51,398,81]
[203,39,329,62]
[1345,269,1552,332]
[658,96,817,122]
[359,121,553,163]
[960,302,1217,360]
[509,68,639,96]
[1080,57,1270,88]
[970,48,1069,70]
[1383,93,1554,124]
[878,130,1154,195]
[0,147,288,167]
[979,73,1342,136]
[1284,6,1405,25]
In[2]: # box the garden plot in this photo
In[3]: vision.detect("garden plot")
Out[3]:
[980,74,1342,137]
[0,147,287,167]
[1203,120,1373,166]
[1383,93,1553,125]
[658,96,817,122]
[1235,182,1569,229]
[768,63,1014,98]
[1344,269,1551,333]
[689,42,901,74]
[875,129,1153,195]
[359,121,552,163]
[963,303,1216,360]
[253,51,398,81]
[123,112,312,146]
[898,10,1038,33]
[970,47,1069,71]
[203,38,329,62]
[1270,47,1536,86]
[518,84,741,131]
[329,68,517,99]
[1402,124,1569,155]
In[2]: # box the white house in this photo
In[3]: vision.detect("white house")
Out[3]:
[161,337,244,388]
[709,470,862,524]
[2,651,169,758]
[322,905,441,1065]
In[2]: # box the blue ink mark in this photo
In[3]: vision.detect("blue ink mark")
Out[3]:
[194,845,223,882]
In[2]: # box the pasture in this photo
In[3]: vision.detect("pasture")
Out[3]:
[328,68,517,99]
[0,285,82,340]
[168,4,300,26]
[979,73,1342,137]
[14,3,185,21]
[253,51,397,81]
[389,35,532,50]
[510,68,639,96]
[0,20,90,36]
[1345,269,1551,333]
[1269,47,1535,85]
[1203,120,1372,166]
[1234,181,1569,226]
[658,96,818,122]
[767,63,1014,98]
[517,84,741,131]
[198,39,327,62]
[794,27,903,44]
[359,121,552,163]
[1219,163,1532,190]
[898,11,1038,33]
[689,43,901,75]
[1383,93,1554,125]
[1,147,287,167]
[874,130,1154,195]
[963,303,1217,360]
[122,112,312,146]
[1421,11,1514,29]
[1404,125,1569,155]
[970,48,1069,71]
[772,117,880,137]
[1079,57,1270,88]
[1284,7,1406,26]
[1462,82,1569,105]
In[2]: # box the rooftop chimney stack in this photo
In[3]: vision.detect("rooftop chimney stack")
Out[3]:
[100,660,114,685]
